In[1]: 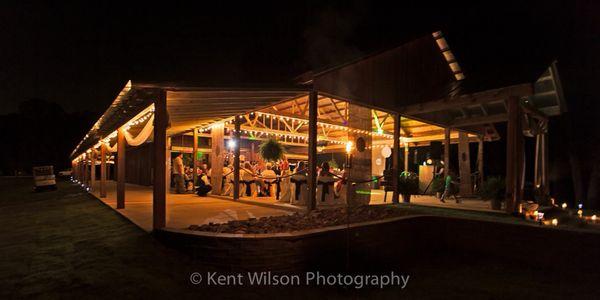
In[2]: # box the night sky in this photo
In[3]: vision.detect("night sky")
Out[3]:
[1,1,586,114]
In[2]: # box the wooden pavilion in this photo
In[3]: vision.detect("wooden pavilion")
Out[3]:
[71,31,565,230]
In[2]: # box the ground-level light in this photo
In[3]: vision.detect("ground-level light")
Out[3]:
[551,219,558,226]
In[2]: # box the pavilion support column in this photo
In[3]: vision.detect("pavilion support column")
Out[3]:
[153,90,168,230]
[90,150,96,191]
[404,144,409,172]
[117,128,126,209]
[192,128,198,186]
[534,133,541,189]
[100,143,107,198]
[83,154,88,188]
[307,90,318,210]
[233,117,241,200]
[477,136,484,188]
[345,105,372,206]
[505,96,524,213]
[166,137,171,191]
[541,130,549,196]
[392,113,401,204]
[210,124,225,195]
[458,131,472,196]
[444,128,451,178]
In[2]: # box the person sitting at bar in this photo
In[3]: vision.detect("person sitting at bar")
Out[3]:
[317,162,336,203]
[241,162,256,197]
[196,169,212,196]
[290,161,308,205]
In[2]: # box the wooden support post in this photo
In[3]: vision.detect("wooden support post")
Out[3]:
[404,144,409,172]
[444,128,451,178]
[192,128,198,186]
[153,90,168,230]
[505,96,524,213]
[541,131,549,196]
[307,90,318,210]
[100,143,107,198]
[116,128,126,209]
[458,131,472,196]
[477,136,484,188]
[534,133,541,188]
[83,154,88,187]
[392,113,401,203]
[233,117,241,200]
[90,149,96,191]
[210,124,225,195]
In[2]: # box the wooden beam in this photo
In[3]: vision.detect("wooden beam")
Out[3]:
[117,127,126,209]
[233,118,241,200]
[505,96,523,213]
[100,143,107,198]
[392,113,401,203]
[458,131,472,196]
[192,129,198,186]
[398,83,533,115]
[90,150,96,191]
[444,128,450,178]
[450,114,508,127]
[307,90,318,210]
[404,144,409,172]
[153,90,168,230]
[83,154,88,188]
[210,124,225,195]
[477,136,484,187]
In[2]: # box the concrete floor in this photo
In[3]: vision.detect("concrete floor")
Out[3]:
[89,181,493,231]
[90,181,292,231]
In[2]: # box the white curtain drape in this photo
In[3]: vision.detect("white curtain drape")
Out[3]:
[124,115,154,146]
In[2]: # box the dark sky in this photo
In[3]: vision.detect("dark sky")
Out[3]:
[0,1,589,114]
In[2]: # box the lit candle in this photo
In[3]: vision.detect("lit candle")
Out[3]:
[592,215,597,221]
[561,203,567,209]
[551,219,558,226]
[578,209,583,218]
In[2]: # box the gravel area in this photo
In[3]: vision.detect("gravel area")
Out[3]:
[188,205,412,234]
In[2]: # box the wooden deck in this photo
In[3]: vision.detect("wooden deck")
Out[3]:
[89,181,292,231]
[89,181,494,232]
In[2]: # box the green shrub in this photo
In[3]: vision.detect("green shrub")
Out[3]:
[479,176,505,200]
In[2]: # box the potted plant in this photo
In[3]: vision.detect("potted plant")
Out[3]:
[258,139,285,162]
[398,171,419,203]
[479,176,505,210]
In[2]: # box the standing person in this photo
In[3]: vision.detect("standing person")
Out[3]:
[172,153,186,194]
[440,170,459,203]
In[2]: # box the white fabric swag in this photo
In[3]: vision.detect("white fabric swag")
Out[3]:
[123,115,154,146]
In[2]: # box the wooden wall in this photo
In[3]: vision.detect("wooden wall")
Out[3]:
[125,142,154,186]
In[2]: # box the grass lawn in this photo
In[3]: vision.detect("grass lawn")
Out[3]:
[1,177,598,299]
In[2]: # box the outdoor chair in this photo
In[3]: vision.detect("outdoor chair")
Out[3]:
[290,174,308,205]
[316,177,336,204]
